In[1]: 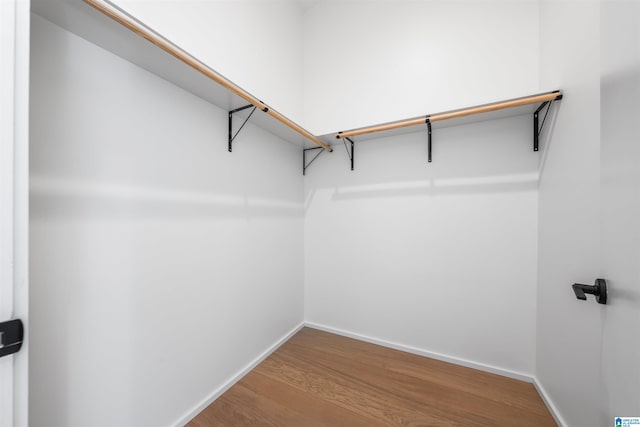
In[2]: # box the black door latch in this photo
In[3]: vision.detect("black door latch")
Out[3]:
[572,278,607,305]
[0,319,24,358]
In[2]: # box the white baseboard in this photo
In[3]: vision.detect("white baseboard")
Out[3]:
[172,322,305,427]
[305,321,534,383]
[533,377,566,427]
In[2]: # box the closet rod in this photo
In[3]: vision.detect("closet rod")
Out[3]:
[335,91,562,140]
[84,0,332,152]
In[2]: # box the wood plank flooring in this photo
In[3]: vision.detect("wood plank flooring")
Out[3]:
[187,327,556,426]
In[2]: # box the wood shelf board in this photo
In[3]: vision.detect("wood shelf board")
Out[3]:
[30,0,559,153]
[323,92,560,145]
[31,0,311,148]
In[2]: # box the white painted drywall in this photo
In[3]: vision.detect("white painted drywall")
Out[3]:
[110,0,305,126]
[0,2,19,424]
[536,1,602,425]
[600,0,640,420]
[304,115,539,375]
[1,0,30,426]
[302,0,540,135]
[29,15,303,427]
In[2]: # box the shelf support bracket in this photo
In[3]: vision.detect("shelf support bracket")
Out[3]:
[534,94,562,151]
[228,104,257,152]
[303,147,324,176]
[342,137,354,171]
[426,117,432,163]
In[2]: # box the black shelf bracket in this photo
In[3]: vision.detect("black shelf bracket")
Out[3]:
[341,137,354,171]
[228,104,257,152]
[0,319,24,358]
[534,93,563,151]
[303,147,324,176]
[426,116,432,163]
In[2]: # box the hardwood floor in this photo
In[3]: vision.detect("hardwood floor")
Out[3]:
[187,327,556,426]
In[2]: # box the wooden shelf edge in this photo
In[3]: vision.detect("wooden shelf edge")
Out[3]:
[81,0,332,152]
[34,0,558,156]
[334,91,563,140]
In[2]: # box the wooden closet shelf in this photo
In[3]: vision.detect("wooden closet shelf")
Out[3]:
[32,0,561,172]
[334,91,563,141]
[32,0,332,152]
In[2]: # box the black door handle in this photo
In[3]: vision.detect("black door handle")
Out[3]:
[0,319,24,358]
[572,278,607,305]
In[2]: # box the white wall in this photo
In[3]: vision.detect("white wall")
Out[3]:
[302,0,541,379]
[29,15,303,427]
[536,1,602,425]
[600,0,640,420]
[1,1,30,426]
[111,0,305,126]
[302,0,540,135]
[304,115,539,375]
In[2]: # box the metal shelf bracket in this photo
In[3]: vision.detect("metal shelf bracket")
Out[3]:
[342,137,354,171]
[303,147,324,176]
[426,117,432,163]
[228,104,257,152]
[534,93,563,151]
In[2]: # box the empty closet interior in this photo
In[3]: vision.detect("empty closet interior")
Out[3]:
[26,1,639,426]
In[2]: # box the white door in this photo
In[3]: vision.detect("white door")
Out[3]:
[0,0,29,426]
[535,2,638,425]
[600,0,640,420]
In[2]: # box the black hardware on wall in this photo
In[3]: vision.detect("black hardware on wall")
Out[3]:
[533,91,562,151]
[572,278,607,305]
[426,117,432,163]
[0,319,24,358]
[343,137,354,171]
[228,104,256,152]
[303,146,324,176]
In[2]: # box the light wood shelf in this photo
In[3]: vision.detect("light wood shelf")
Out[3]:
[31,0,332,152]
[31,0,561,170]
[334,91,563,141]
